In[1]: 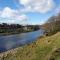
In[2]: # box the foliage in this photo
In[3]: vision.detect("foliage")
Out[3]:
[0,23,40,35]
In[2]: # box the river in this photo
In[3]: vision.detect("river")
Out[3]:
[0,30,44,52]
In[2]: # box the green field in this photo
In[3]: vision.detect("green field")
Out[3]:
[0,32,60,60]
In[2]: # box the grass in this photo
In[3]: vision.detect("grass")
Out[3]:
[0,32,60,60]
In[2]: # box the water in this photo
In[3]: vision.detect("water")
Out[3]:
[0,30,44,52]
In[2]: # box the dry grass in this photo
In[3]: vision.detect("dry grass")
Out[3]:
[0,32,60,60]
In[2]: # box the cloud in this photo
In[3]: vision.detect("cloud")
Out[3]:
[19,0,55,13]
[0,7,27,24]
[55,6,60,14]
[1,7,18,18]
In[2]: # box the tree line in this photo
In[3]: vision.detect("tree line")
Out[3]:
[0,23,40,35]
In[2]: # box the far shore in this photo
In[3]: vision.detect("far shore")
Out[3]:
[0,30,40,36]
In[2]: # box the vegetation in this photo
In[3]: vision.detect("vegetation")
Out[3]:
[42,13,60,36]
[0,32,60,60]
[0,12,60,60]
[0,23,40,35]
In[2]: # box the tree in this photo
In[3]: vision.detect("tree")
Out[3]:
[43,13,60,35]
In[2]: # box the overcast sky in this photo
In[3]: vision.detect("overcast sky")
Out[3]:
[0,0,60,25]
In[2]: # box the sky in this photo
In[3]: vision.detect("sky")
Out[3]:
[0,0,60,25]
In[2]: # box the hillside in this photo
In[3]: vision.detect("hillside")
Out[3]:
[42,13,60,36]
[0,32,60,60]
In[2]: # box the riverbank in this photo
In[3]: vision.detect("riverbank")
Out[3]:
[0,30,36,36]
[0,32,60,60]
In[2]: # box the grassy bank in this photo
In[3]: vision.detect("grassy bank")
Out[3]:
[0,32,60,60]
[0,30,34,36]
